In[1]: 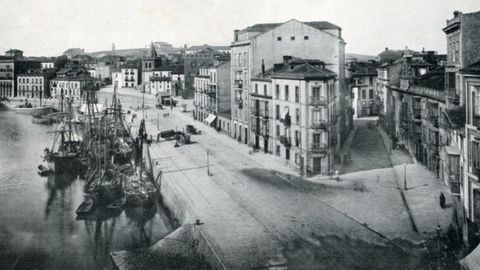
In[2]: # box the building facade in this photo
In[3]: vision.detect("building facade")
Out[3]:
[0,49,41,97]
[444,10,480,250]
[17,69,55,99]
[250,58,337,176]
[348,61,380,118]
[230,19,348,162]
[194,61,231,129]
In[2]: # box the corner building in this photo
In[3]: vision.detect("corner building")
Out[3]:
[230,19,348,159]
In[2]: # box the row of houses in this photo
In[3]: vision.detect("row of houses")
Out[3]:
[364,10,480,254]
[193,19,352,176]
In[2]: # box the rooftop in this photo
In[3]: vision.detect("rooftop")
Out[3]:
[240,20,341,35]
[461,61,480,74]
[254,58,336,81]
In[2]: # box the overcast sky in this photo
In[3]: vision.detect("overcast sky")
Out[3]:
[0,0,478,57]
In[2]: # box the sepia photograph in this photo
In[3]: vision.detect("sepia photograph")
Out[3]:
[1,0,480,269]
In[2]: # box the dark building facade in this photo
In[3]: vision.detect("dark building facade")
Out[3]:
[0,49,41,98]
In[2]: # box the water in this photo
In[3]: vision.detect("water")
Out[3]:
[0,107,176,270]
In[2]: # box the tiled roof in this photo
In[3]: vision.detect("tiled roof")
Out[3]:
[304,21,341,31]
[377,49,403,63]
[241,20,340,34]
[6,49,23,53]
[349,61,381,76]
[461,61,480,74]
[271,63,336,80]
[187,44,230,51]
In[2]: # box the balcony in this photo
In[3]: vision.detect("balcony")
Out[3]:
[474,115,480,127]
[234,79,243,89]
[309,96,327,106]
[251,106,260,116]
[311,120,328,129]
[279,135,291,148]
[251,91,272,99]
[234,97,243,109]
[430,115,439,128]
[280,113,291,127]
[260,109,270,119]
[311,143,328,153]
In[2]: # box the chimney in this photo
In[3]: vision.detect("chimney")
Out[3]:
[454,10,460,18]
[261,59,265,77]
[234,30,240,42]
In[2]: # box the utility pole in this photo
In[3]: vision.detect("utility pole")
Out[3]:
[207,149,212,176]
[404,163,408,190]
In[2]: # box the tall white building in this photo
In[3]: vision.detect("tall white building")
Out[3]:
[230,19,348,157]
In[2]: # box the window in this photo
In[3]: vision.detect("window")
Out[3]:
[290,36,295,41]
[276,125,280,136]
[295,86,299,102]
[296,108,300,124]
[369,89,374,99]
[255,83,258,93]
[276,105,280,119]
[277,37,282,41]
[304,36,309,40]
[295,130,300,146]
[285,85,289,101]
[244,52,247,66]
[362,89,366,99]
[276,145,280,156]
[275,84,280,98]
[264,85,267,96]
[286,149,290,160]
[313,133,321,145]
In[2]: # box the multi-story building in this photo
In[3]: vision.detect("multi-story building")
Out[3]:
[385,50,456,177]
[444,10,480,251]
[41,61,54,69]
[348,60,381,118]
[230,19,348,159]
[250,58,337,175]
[184,48,229,98]
[0,49,41,97]
[50,68,101,102]
[193,61,231,129]
[120,62,140,88]
[94,62,114,82]
[17,69,56,99]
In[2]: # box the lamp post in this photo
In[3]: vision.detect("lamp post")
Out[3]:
[436,225,442,270]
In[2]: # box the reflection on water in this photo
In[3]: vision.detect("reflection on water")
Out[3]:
[0,108,175,270]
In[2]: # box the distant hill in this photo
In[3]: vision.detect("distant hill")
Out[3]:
[88,48,148,58]
[346,53,376,61]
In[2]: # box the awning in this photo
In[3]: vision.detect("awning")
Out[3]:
[461,243,480,269]
[205,114,217,125]
[445,145,461,156]
[79,103,104,114]
[280,111,289,120]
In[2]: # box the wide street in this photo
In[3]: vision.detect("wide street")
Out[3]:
[100,87,439,269]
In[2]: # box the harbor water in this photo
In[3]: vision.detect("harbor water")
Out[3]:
[0,106,176,270]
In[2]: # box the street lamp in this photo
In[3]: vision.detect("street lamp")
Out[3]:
[436,225,442,270]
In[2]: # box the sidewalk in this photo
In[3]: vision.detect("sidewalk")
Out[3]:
[377,125,453,239]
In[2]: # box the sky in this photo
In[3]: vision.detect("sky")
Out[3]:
[0,0,479,57]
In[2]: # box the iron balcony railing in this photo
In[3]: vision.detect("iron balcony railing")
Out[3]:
[309,96,327,106]
[311,143,328,152]
[234,79,243,89]
[311,120,328,129]
[279,135,291,148]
